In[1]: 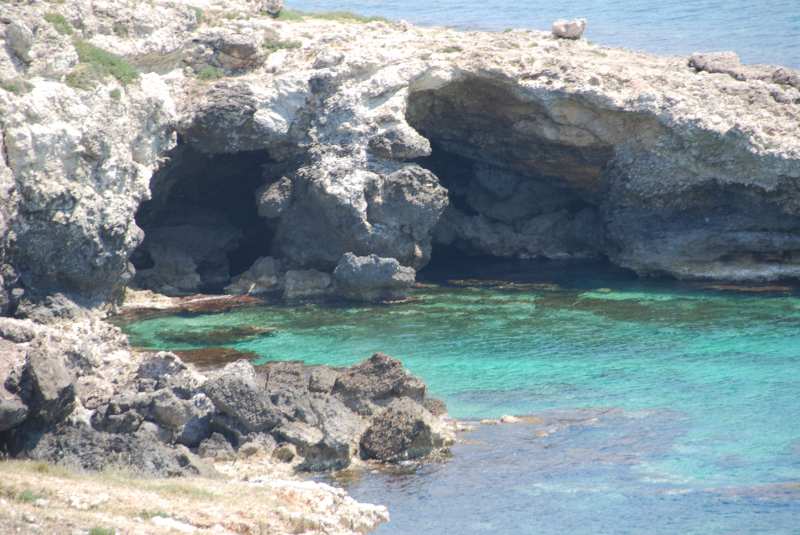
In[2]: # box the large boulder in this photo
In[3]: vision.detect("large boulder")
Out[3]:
[333,253,416,302]
[360,398,453,462]
[551,18,587,40]
[283,269,332,301]
[201,360,283,435]
[332,353,426,416]
[225,256,284,295]
[19,342,76,424]
[25,423,215,477]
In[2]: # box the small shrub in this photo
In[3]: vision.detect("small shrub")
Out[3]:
[276,9,305,22]
[440,46,463,53]
[88,528,115,535]
[17,489,40,503]
[262,39,302,53]
[44,12,73,35]
[192,7,205,26]
[65,63,100,90]
[0,78,33,95]
[112,21,129,38]
[196,65,224,80]
[109,88,121,100]
[309,11,387,23]
[138,510,168,520]
[72,39,139,86]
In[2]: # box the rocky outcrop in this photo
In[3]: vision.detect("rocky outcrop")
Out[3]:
[2,0,798,310]
[0,310,453,475]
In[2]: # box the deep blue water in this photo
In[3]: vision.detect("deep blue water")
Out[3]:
[289,0,800,68]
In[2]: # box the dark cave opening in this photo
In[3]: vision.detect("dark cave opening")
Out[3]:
[131,144,279,294]
[405,78,614,270]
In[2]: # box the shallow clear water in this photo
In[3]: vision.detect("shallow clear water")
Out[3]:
[124,262,800,533]
[289,0,800,68]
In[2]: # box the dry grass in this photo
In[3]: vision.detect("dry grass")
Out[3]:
[0,460,323,534]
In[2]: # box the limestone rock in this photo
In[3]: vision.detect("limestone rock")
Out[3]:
[25,423,215,477]
[5,22,34,64]
[225,256,283,295]
[333,253,415,302]
[202,360,282,434]
[256,177,294,219]
[0,397,28,432]
[261,0,284,17]
[360,398,453,462]
[333,353,426,416]
[20,342,76,424]
[283,270,332,301]
[552,18,587,40]
[198,432,236,460]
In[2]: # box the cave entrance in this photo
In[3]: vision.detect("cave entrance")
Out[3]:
[131,144,279,295]
[406,77,617,272]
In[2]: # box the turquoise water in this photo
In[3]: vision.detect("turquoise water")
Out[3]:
[290,0,800,68]
[124,262,800,533]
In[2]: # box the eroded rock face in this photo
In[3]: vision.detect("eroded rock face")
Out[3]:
[2,0,800,310]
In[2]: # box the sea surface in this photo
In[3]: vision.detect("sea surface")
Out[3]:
[289,0,800,68]
[125,260,800,534]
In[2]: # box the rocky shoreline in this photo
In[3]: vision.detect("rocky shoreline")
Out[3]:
[1,296,456,532]
[2,0,800,532]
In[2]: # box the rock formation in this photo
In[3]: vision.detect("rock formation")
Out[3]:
[0,310,454,475]
[1,0,798,313]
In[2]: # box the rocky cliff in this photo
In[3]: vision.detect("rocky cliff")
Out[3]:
[2,0,800,311]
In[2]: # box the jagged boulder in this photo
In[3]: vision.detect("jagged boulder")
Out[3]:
[333,253,416,302]
[360,397,453,462]
[19,342,76,425]
[551,18,587,40]
[25,423,215,477]
[283,270,332,301]
[202,360,283,435]
[332,353,426,416]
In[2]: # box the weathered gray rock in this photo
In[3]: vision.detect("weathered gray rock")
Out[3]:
[5,22,34,63]
[25,423,216,477]
[283,270,332,301]
[202,360,282,434]
[0,397,28,432]
[256,177,294,219]
[261,0,284,17]
[360,398,453,462]
[551,18,587,40]
[333,353,426,416]
[20,342,76,424]
[333,253,415,302]
[225,256,283,295]
[198,432,236,460]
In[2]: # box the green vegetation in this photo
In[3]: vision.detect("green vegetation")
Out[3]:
[112,21,129,38]
[275,9,305,22]
[196,65,225,80]
[66,39,139,89]
[88,528,115,535]
[138,510,169,520]
[277,9,387,23]
[0,78,33,95]
[440,46,463,53]
[17,489,41,503]
[109,88,121,100]
[262,39,302,53]
[192,6,205,26]
[43,12,73,35]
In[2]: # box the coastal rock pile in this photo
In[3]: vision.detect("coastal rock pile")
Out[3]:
[0,312,453,476]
